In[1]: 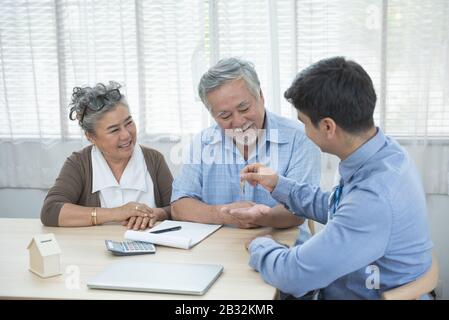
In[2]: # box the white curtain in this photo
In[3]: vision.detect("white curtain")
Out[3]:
[0,0,448,193]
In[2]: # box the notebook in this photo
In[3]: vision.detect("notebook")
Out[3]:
[87,261,223,295]
[124,220,222,249]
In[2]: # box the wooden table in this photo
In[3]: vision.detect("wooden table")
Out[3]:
[0,218,297,300]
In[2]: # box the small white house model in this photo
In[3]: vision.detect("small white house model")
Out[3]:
[27,233,62,278]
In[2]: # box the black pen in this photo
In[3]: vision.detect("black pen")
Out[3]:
[149,226,182,234]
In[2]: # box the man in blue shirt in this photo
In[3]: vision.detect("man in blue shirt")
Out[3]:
[171,57,320,237]
[233,57,433,299]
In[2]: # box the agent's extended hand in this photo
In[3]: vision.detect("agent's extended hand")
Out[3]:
[245,227,274,251]
[240,163,279,193]
[244,226,291,251]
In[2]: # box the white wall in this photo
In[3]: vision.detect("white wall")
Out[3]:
[0,188,47,219]
[427,194,449,299]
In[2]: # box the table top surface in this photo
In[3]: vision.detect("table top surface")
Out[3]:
[0,218,297,300]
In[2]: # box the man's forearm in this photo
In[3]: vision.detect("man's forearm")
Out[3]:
[171,198,234,225]
[260,204,304,228]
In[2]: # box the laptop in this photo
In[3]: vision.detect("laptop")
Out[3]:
[87,261,223,295]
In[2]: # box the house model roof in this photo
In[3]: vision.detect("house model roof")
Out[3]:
[27,233,61,257]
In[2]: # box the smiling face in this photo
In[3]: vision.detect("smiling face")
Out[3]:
[87,104,137,164]
[206,78,265,144]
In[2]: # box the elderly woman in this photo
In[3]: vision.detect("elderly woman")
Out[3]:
[41,81,173,230]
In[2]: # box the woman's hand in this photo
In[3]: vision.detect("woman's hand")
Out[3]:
[122,207,169,230]
[113,201,152,227]
[147,208,168,228]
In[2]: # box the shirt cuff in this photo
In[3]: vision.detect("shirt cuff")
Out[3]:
[271,175,296,204]
[248,237,288,271]
[248,236,277,253]
[170,192,201,203]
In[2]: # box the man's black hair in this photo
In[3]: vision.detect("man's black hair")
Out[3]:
[284,56,376,134]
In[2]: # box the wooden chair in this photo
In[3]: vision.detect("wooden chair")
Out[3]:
[381,252,439,300]
[308,220,316,235]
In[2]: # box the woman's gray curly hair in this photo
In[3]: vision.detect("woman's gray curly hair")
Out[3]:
[69,81,128,134]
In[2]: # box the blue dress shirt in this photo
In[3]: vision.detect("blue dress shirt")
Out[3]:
[171,111,321,243]
[249,128,433,299]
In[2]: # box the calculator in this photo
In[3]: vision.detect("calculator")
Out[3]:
[105,240,156,256]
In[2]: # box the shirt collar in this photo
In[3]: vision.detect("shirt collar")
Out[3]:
[263,111,290,144]
[203,110,290,146]
[338,127,386,184]
[91,145,147,193]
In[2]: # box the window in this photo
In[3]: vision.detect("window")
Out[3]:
[0,0,448,139]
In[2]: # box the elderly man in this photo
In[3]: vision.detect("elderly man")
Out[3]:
[171,57,320,242]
